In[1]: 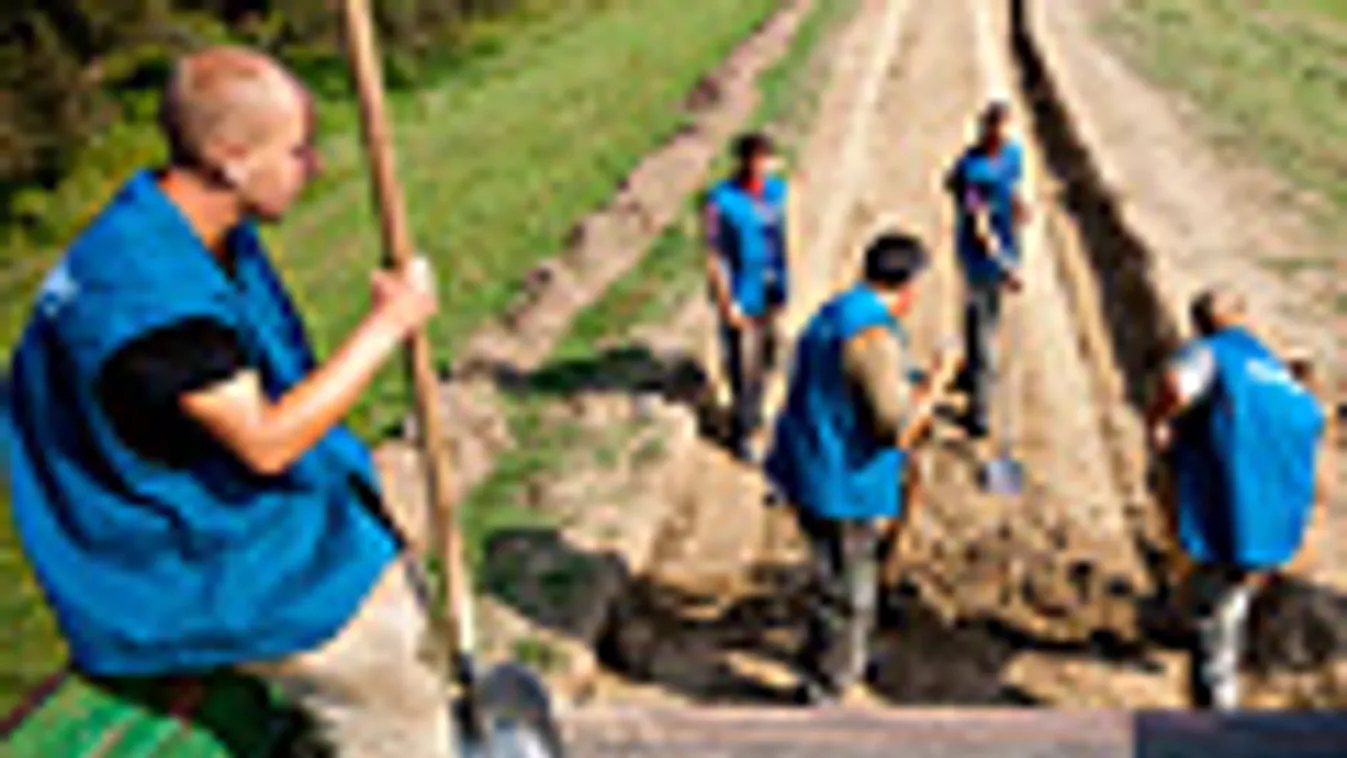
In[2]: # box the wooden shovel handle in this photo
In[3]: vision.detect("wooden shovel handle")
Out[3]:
[340,0,470,663]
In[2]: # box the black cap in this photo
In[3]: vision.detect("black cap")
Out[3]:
[863,231,928,288]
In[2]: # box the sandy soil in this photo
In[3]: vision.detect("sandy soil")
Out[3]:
[389,0,1346,722]
[547,0,1344,712]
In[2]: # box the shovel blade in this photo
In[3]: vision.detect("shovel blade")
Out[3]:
[980,454,1025,495]
[457,662,567,758]
[459,724,556,758]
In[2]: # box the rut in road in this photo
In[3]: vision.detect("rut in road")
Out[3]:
[579,0,1195,708]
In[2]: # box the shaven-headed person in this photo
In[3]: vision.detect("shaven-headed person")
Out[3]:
[5,46,457,757]
[1147,287,1328,711]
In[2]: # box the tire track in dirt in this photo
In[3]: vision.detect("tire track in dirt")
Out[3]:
[595,0,1176,708]
[573,0,918,706]
[825,0,1158,707]
[500,0,1341,714]
[434,0,905,710]
[1019,0,1347,707]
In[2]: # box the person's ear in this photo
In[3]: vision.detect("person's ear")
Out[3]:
[219,161,248,189]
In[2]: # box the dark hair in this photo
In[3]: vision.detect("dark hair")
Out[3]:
[863,231,928,288]
[1189,287,1246,336]
[980,99,1010,127]
[733,131,774,164]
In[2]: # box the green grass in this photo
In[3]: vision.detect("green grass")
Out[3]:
[0,0,860,718]
[283,0,781,438]
[553,0,856,359]
[1102,0,1347,244]
[1297,0,1347,20]
[0,0,781,438]
[0,0,781,717]
[0,500,65,711]
[464,0,858,604]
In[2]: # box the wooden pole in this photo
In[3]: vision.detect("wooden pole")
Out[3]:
[339,0,473,684]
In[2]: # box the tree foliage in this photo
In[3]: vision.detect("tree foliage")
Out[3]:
[0,0,574,229]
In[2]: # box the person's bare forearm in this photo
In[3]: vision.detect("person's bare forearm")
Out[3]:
[897,355,961,450]
[1012,191,1031,224]
[1145,370,1186,433]
[1312,425,1333,524]
[258,314,406,462]
[1145,373,1185,547]
[898,384,941,450]
[972,211,995,252]
[183,312,407,474]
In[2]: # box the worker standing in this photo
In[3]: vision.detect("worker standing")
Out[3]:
[5,46,456,757]
[944,101,1029,441]
[766,232,959,705]
[704,132,793,462]
[1146,287,1329,710]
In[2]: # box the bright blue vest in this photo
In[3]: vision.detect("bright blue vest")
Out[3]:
[766,285,908,520]
[709,176,789,317]
[1170,328,1325,569]
[950,141,1023,285]
[4,170,397,676]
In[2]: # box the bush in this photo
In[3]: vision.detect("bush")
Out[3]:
[0,0,593,239]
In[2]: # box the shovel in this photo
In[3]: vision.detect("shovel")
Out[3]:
[339,3,563,756]
[978,249,1025,496]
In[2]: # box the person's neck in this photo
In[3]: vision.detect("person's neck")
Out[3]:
[865,284,910,318]
[157,166,244,257]
[736,171,766,196]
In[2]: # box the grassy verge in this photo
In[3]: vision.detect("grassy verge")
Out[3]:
[0,0,781,438]
[554,0,856,359]
[465,0,859,595]
[1101,0,1347,283]
[0,0,781,715]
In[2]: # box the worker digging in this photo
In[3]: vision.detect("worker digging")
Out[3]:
[1,2,1341,755]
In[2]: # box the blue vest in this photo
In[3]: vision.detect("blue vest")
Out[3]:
[709,176,789,317]
[4,170,398,676]
[766,285,908,520]
[1171,328,1325,569]
[949,142,1023,284]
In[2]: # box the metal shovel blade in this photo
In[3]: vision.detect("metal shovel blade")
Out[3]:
[457,662,567,758]
[980,448,1025,496]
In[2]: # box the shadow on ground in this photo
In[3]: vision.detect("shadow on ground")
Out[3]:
[475,343,742,454]
[477,524,1347,710]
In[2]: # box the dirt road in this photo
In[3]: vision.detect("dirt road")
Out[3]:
[464,0,1345,713]
[568,0,1346,710]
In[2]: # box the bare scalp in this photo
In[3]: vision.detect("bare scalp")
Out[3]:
[159,45,305,175]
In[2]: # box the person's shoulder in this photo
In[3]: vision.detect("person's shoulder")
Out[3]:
[65,184,143,263]
[950,145,979,170]
[706,178,736,205]
[53,204,171,316]
[945,148,976,188]
[1172,338,1213,362]
[1167,339,1215,381]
